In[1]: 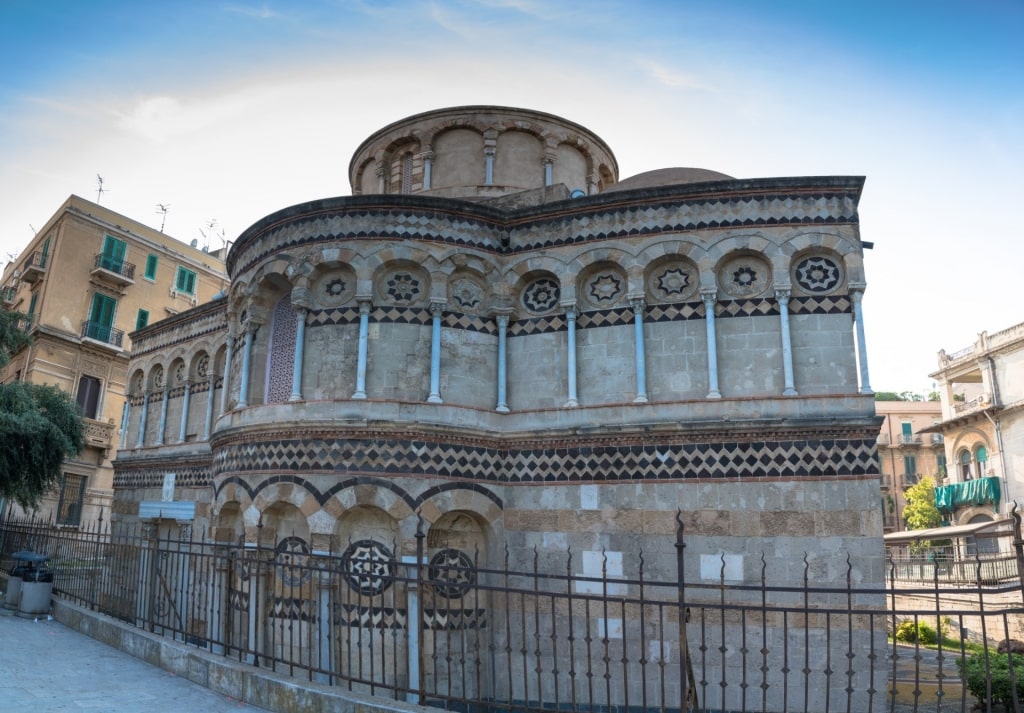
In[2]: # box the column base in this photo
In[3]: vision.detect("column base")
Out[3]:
[427,394,443,404]
[706,390,722,399]
[564,398,579,408]
[860,387,875,395]
[351,392,367,400]
[289,394,303,402]
[496,404,510,413]
[783,388,798,396]
[633,395,649,403]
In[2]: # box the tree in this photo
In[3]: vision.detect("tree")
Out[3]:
[0,311,84,509]
[902,475,944,554]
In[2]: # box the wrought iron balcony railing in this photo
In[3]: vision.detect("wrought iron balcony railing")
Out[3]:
[81,320,124,347]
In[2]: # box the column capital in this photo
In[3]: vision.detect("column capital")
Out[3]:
[429,301,447,317]
[291,287,313,311]
[775,288,792,304]
[495,313,510,328]
[700,289,718,306]
[630,297,647,313]
[560,301,579,318]
[356,299,373,315]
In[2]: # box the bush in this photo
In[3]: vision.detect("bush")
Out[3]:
[958,652,1024,709]
[894,619,940,645]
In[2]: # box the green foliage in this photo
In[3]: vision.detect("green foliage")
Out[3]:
[0,314,85,508]
[894,619,944,645]
[902,475,944,553]
[958,652,1024,709]
[875,390,927,402]
[0,310,32,368]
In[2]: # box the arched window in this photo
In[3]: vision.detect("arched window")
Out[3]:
[264,294,297,404]
[400,152,414,194]
[959,450,973,481]
[975,446,989,476]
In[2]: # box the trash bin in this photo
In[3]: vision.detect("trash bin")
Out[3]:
[18,558,54,618]
[3,551,40,610]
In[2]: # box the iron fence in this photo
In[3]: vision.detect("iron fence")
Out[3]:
[2,512,1024,713]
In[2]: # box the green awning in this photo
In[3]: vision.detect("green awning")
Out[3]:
[934,476,1000,512]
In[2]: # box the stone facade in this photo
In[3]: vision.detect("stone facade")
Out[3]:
[0,195,226,524]
[928,322,1024,527]
[112,106,883,711]
[874,400,944,531]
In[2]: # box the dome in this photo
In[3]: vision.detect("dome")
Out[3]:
[603,167,734,193]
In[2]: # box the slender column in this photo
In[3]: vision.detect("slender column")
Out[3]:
[777,289,798,396]
[544,159,553,187]
[155,387,170,446]
[631,298,649,403]
[203,376,215,439]
[376,164,386,193]
[564,306,579,408]
[422,150,433,191]
[352,300,371,399]
[427,302,444,404]
[702,290,722,399]
[496,314,510,413]
[237,327,255,409]
[119,401,130,449]
[177,381,191,443]
[135,393,148,448]
[290,307,307,401]
[484,149,495,185]
[219,335,234,416]
[587,173,598,195]
[851,287,873,394]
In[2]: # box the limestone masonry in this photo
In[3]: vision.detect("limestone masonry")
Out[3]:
[112,105,883,712]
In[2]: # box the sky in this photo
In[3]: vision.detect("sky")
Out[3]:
[1,0,1021,394]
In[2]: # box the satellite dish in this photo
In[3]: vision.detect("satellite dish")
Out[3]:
[189,239,198,248]
[570,189,586,199]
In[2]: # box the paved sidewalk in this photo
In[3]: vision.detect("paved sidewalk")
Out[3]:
[0,610,269,712]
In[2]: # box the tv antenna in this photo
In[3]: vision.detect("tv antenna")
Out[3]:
[156,203,170,232]
[199,219,224,252]
[96,174,107,203]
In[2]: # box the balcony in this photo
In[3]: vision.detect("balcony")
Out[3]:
[934,476,1000,512]
[81,320,124,350]
[876,433,891,446]
[21,251,48,283]
[954,393,992,417]
[1,286,15,306]
[902,473,920,487]
[897,433,922,446]
[930,433,944,445]
[82,418,115,453]
[90,254,135,287]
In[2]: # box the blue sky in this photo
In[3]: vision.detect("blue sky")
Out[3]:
[1,0,1022,392]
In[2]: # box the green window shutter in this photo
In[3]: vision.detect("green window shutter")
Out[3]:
[40,236,51,267]
[900,422,913,438]
[145,254,158,280]
[101,236,127,271]
[176,267,197,294]
[136,309,149,330]
[27,292,38,320]
[903,455,917,475]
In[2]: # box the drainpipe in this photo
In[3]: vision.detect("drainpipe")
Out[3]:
[985,357,1010,517]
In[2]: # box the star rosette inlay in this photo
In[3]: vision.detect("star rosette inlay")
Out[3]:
[522,278,560,313]
[795,256,840,292]
[588,273,622,303]
[386,272,421,303]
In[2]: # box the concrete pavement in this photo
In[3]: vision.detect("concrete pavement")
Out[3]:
[0,609,269,712]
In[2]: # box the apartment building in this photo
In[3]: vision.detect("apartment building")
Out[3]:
[0,195,227,524]
[874,400,944,532]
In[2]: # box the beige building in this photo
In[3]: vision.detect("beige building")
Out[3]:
[927,322,1024,529]
[874,400,944,532]
[0,195,227,524]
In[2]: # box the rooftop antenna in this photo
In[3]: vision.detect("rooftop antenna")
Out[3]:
[199,219,224,252]
[156,204,170,233]
[96,174,106,203]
